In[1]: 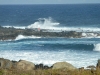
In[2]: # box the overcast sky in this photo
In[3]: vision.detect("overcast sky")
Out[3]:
[0,0,100,4]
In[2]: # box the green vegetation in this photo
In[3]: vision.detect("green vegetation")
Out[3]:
[0,68,100,75]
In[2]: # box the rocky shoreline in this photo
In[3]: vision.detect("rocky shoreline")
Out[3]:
[0,26,83,40]
[1,26,100,41]
[0,58,100,75]
[0,58,76,70]
[0,58,100,70]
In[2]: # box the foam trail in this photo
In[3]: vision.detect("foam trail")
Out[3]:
[3,26,26,29]
[93,43,100,51]
[15,35,41,40]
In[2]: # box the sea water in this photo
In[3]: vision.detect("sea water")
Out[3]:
[0,4,100,68]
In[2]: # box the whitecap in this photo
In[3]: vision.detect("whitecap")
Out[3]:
[15,35,41,40]
[93,43,100,51]
[27,17,60,30]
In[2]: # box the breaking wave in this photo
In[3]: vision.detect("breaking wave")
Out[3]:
[15,35,41,40]
[27,17,60,29]
[2,17,100,33]
[3,26,26,29]
[81,32,100,38]
[27,17,100,32]
[93,43,100,51]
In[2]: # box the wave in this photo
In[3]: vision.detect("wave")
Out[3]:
[3,25,100,32]
[3,26,26,29]
[27,17,100,32]
[93,43,100,51]
[6,36,100,51]
[2,17,100,39]
[15,35,41,41]
[0,43,99,68]
[27,17,60,29]
[81,32,100,38]
[2,17,100,33]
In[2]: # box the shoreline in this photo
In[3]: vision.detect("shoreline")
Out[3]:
[0,58,98,70]
[0,26,100,40]
[0,58,100,75]
[0,26,82,40]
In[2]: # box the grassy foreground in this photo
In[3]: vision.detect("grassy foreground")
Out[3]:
[0,68,100,75]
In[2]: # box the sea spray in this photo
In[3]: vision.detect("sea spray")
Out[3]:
[27,17,60,29]
[2,17,100,32]
[82,32,98,38]
[3,26,26,29]
[93,43,100,51]
[15,35,41,41]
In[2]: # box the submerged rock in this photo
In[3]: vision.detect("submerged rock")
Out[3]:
[52,62,77,70]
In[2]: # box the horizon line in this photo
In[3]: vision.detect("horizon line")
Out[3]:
[0,3,100,5]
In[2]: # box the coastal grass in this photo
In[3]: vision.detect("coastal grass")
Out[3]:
[0,68,100,75]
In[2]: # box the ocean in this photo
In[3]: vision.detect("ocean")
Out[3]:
[0,4,100,68]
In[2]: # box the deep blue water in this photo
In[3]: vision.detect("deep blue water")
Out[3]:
[0,4,100,68]
[0,4,100,27]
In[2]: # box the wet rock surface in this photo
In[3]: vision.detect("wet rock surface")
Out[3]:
[0,26,83,40]
[96,59,100,69]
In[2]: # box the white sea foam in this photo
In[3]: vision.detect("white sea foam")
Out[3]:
[4,25,100,32]
[82,32,98,38]
[27,17,60,29]
[3,25,26,29]
[2,17,100,32]
[93,43,100,51]
[15,35,41,40]
[0,49,98,68]
[27,17,100,32]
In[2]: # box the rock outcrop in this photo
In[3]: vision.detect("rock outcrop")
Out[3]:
[1,58,100,71]
[96,59,100,69]
[0,26,83,40]
[17,60,35,70]
[87,65,96,69]
[35,63,52,69]
[52,62,77,70]
[0,58,12,69]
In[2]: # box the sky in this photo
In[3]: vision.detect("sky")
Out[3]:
[0,0,100,4]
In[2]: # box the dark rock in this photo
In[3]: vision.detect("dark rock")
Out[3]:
[96,59,100,69]
[79,67,84,71]
[0,26,84,40]
[35,63,51,69]
[11,60,18,69]
[87,65,96,69]
[35,63,44,69]
[44,65,50,69]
